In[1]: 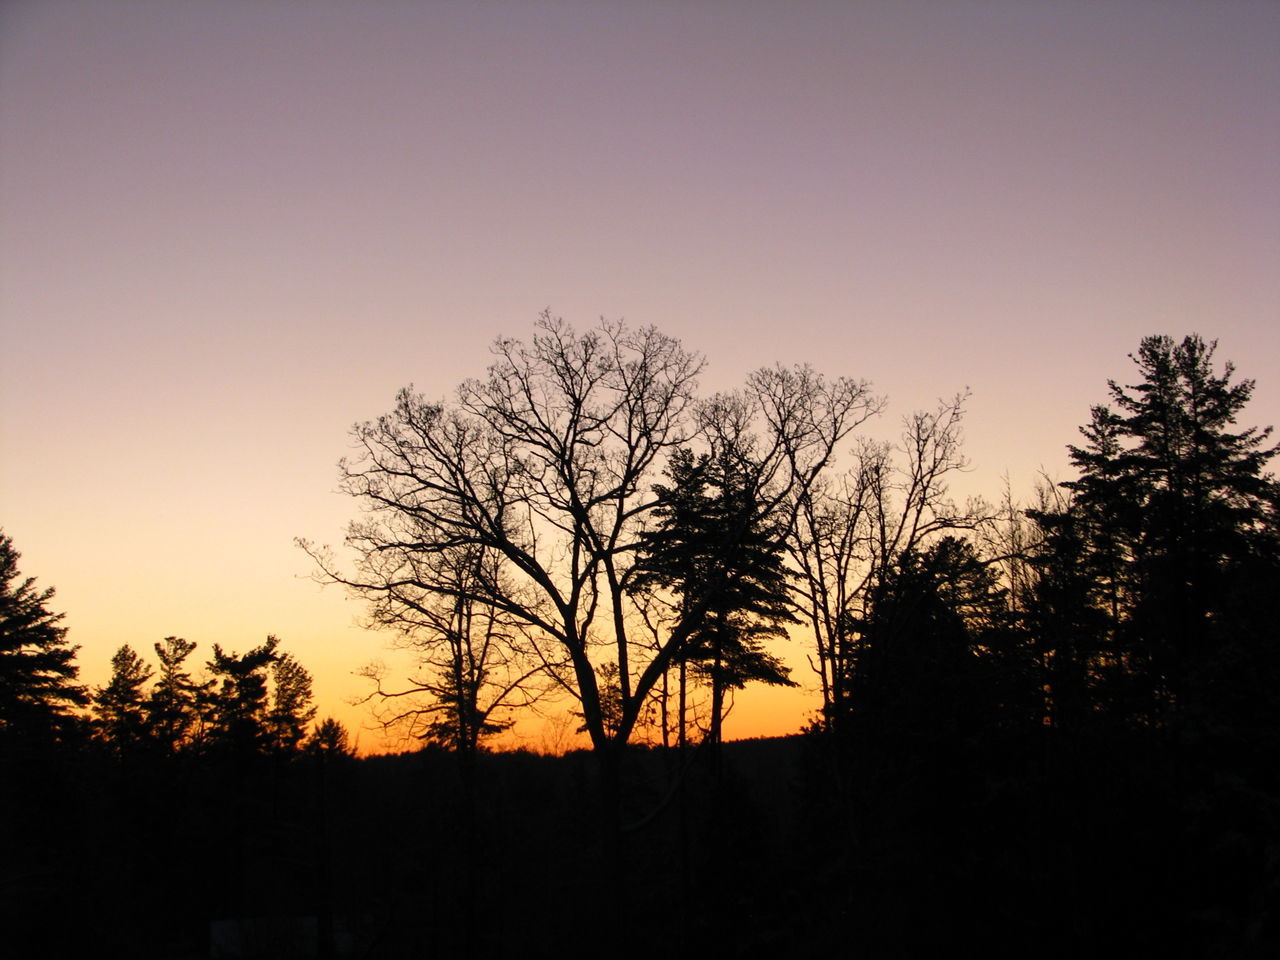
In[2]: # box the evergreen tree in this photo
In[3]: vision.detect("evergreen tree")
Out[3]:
[1023,508,1116,728]
[848,536,1033,738]
[0,531,87,746]
[145,636,206,752]
[205,636,280,755]
[633,447,797,747]
[202,637,321,757]
[266,652,317,754]
[1057,334,1280,723]
[306,716,355,758]
[94,644,154,752]
[368,545,527,756]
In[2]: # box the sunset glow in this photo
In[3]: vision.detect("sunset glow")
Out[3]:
[2,0,1276,752]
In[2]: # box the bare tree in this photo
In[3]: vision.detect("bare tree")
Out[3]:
[618,366,882,753]
[349,543,549,755]
[786,392,991,727]
[304,312,892,789]
[303,314,708,773]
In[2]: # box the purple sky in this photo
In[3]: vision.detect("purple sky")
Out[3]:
[3,0,1277,748]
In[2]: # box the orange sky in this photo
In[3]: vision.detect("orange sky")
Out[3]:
[2,0,1277,752]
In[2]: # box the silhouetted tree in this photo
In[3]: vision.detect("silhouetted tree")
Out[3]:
[204,636,280,755]
[304,314,876,778]
[306,716,355,759]
[0,530,86,747]
[266,652,317,754]
[786,394,988,730]
[572,660,625,738]
[344,543,542,756]
[847,536,1032,738]
[304,316,703,769]
[94,644,154,753]
[632,447,797,749]
[145,635,207,752]
[1041,334,1280,725]
[1022,502,1115,729]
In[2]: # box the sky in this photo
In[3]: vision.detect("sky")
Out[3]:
[2,0,1277,752]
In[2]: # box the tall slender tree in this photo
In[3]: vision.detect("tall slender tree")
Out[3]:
[632,447,797,749]
[266,653,317,754]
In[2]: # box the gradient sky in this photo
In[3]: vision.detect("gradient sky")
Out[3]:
[2,0,1277,752]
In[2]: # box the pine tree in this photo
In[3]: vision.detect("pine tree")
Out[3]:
[205,636,280,755]
[145,636,206,752]
[306,716,355,758]
[266,652,317,754]
[633,447,797,747]
[94,644,154,752]
[848,536,1032,738]
[1023,508,1116,728]
[1056,334,1280,723]
[0,531,87,746]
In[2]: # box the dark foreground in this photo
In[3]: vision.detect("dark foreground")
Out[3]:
[2,727,1276,958]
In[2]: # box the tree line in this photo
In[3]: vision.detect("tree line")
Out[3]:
[0,533,350,762]
[8,322,1272,758]
[303,318,1277,953]
[0,535,359,957]
[302,318,1278,760]
[2,317,1277,954]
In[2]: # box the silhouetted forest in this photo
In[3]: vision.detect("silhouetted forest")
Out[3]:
[3,329,1277,957]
